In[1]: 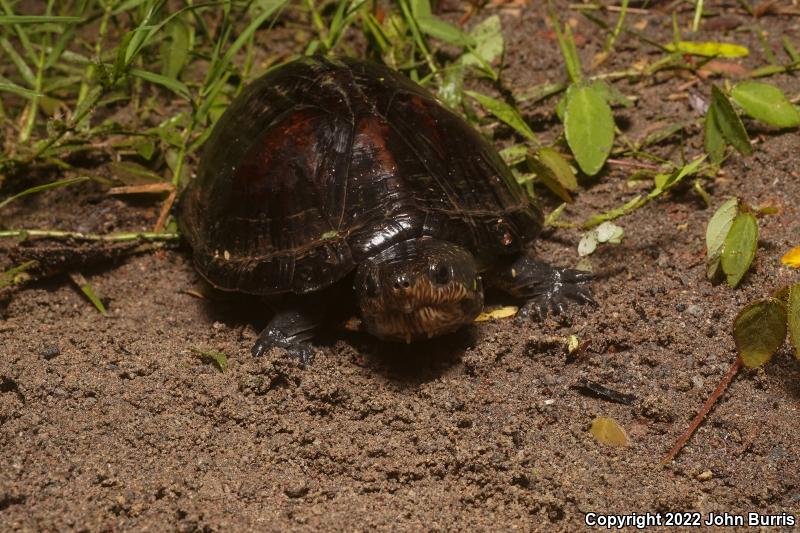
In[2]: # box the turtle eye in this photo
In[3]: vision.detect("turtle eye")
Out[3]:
[432,263,453,285]
[365,273,380,298]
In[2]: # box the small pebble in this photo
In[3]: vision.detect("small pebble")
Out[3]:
[284,483,309,498]
[40,345,60,360]
[696,470,713,481]
[686,304,703,317]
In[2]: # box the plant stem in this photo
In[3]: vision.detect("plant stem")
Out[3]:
[0,229,180,241]
[661,358,742,465]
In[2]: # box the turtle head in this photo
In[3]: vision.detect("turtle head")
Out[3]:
[354,239,483,343]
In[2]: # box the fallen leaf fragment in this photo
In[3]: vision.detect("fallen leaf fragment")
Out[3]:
[475,306,518,322]
[781,247,800,268]
[590,417,630,447]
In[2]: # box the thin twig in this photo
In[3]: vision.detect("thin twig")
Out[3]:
[661,358,742,465]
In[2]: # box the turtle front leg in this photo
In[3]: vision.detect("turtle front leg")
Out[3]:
[252,301,324,365]
[490,253,594,320]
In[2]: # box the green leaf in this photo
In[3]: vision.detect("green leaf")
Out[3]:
[192,348,228,372]
[462,14,502,74]
[537,147,578,191]
[788,284,800,360]
[465,90,539,144]
[499,144,528,166]
[437,63,464,108]
[639,122,684,150]
[564,84,614,176]
[665,40,749,58]
[710,85,752,156]
[733,298,787,368]
[129,67,191,100]
[704,103,726,165]
[705,198,739,280]
[651,155,706,195]
[526,155,572,204]
[416,16,473,46]
[161,16,192,80]
[731,81,800,129]
[721,212,758,288]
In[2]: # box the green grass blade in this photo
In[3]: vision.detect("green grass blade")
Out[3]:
[0,36,36,86]
[0,15,83,24]
[0,75,41,98]
[0,176,90,211]
[129,67,191,100]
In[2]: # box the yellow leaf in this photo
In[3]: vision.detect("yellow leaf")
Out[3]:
[590,417,630,447]
[781,247,800,268]
[474,306,518,322]
[665,41,749,58]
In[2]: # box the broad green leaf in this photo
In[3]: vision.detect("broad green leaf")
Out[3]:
[710,85,752,156]
[733,298,787,368]
[526,155,572,203]
[463,15,503,68]
[721,212,758,288]
[465,90,539,144]
[578,231,598,256]
[788,284,800,359]
[705,198,739,279]
[591,417,630,446]
[596,221,624,244]
[161,16,193,80]
[731,81,800,129]
[564,84,614,176]
[665,40,749,58]
[704,103,726,165]
[538,147,578,191]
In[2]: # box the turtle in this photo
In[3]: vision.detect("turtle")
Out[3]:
[180,55,593,364]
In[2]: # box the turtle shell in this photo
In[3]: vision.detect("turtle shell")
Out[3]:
[181,56,543,295]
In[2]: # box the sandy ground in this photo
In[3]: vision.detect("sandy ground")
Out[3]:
[1,2,799,531]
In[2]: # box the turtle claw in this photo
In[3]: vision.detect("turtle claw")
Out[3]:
[252,327,316,366]
[518,267,595,322]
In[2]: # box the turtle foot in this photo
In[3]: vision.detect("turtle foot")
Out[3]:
[515,266,595,322]
[251,329,315,366]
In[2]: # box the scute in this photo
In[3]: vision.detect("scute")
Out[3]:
[181,56,543,295]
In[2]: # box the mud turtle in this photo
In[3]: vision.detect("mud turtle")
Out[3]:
[181,56,592,363]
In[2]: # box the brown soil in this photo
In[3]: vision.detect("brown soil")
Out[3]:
[1,3,799,531]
